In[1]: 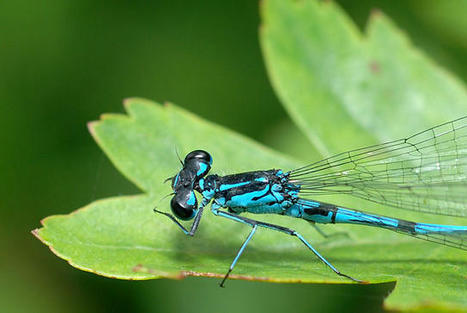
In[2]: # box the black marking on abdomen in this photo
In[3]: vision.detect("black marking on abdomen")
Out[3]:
[397,220,417,234]
[330,208,337,224]
[304,207,328,216]
[303,203,337,223]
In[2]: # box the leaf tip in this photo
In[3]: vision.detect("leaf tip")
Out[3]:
[122,97,135,112]
[87,121,99,138]
[367,7,387,30]
[366,6,397,33]
[370,8,382,18]
[31,228,46,245]
[122,97,132,105]
[31,228,39,238]
[163,101,173,108]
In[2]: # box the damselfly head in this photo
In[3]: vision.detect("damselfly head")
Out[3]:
[167,150,212,220]
[171,150,213,192]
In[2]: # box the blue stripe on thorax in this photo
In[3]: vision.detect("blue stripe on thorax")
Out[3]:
[219,181,250,191]
[227,185,276,206]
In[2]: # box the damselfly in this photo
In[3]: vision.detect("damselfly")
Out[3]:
[154,117,467,286]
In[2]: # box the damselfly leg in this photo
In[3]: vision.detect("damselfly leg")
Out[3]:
[211,208,365,285]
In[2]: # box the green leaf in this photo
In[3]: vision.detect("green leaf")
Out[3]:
[34,99,466,310]
[34,0,467,310]
[261,0,467,156]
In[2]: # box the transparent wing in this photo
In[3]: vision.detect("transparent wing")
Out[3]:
[289,117,467,217]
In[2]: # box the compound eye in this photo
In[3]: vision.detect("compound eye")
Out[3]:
[170,190,198,220]
[184,150,212,165]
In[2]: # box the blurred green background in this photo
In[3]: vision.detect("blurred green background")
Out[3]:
[1,1,465,312]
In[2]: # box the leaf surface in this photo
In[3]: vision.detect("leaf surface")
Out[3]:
[35,0,467,309]
[34,99,466,310]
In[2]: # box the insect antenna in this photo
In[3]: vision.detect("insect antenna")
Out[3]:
[175,146,184,166]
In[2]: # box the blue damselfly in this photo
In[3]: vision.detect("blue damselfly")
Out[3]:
[154,117,467,286]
